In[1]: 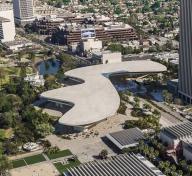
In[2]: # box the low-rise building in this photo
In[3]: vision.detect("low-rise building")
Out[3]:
[106,127,144,150]
[4,39,37,51]
[159,121,192,150]
[79,38,102,53]
[102,51,122,64]
[24,73,45,87]
[64,153,165,176]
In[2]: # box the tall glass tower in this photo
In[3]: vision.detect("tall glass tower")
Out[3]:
[13,0,34,25]
[179,0,192,103]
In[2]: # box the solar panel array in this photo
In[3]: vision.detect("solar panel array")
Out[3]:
[164,121,192,138]
[64,154,163,176]
[108,127,144,146]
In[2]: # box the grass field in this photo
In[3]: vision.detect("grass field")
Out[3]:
[47,149,72,160]
[12,159,26,168]
[24,154,46,165]
[54,159,81,174]
[12,154,46,168]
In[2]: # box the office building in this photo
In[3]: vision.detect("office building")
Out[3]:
[13,0,35,25]
[178,0,192,103]
[52,22,137,45]
[0,4,16,42]
[34,16,64,35]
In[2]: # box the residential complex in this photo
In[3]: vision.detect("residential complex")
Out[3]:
[179,0,192,103]
[0,4,15,42]
[13,0,35,25]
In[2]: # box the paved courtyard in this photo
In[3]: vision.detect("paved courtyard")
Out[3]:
[46,113,135,163]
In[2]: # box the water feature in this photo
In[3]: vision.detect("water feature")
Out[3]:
[37,59,60,75]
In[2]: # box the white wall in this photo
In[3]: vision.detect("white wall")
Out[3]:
[183,147,192,161]
[159,132,174,148]
[102,52,122,64]
[0,9,15,42]
[82,39,102,52]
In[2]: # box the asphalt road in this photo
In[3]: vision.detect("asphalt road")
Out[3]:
[140,97,183,127]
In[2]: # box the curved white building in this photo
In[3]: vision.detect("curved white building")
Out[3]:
[41,60,166,131]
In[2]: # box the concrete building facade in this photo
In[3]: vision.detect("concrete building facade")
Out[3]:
[159,122,192,150]
[178,0,192,103]
[182,141,192,162]
[80,38,102,53]
[102,51,122,64]
[0,4,16,42]
[13,0,35,25]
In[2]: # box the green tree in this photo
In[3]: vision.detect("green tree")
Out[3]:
[99,149,108,159]
[0,155,12,175]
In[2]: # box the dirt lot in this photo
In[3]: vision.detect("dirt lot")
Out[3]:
[10,162,59,176]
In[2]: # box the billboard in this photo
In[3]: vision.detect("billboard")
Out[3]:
[81,28,96,39]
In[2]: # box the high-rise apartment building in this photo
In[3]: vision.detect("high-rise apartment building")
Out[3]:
[178,0,192,103]
[13,0,35,25]
[0,4,16,42]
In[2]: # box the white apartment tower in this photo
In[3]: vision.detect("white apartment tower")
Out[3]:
[0,4,16,43]
[179,0,192,103]
[13,0,35,25]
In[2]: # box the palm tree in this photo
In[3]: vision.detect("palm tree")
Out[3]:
[99,149,108,159]
[0,155,12,175]
[170,164,176,172]
[188,164,192,175]
[178,170,183,176]
[143,103,152,111]
[154,150,159,158]
[143,145,149,157]
[0,69,5,88]
[138,140,145,153]
[159,161,165,171]
[180,160,187,170]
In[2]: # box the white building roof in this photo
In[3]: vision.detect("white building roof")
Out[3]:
[41,60,166,127]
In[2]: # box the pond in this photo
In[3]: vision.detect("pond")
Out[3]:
[37,59,61,75]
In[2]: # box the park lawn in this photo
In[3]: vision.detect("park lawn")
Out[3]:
[24,154,46,165]
[47,149,72,160]
[0,66,34,88]
[54,159,81,174]
[12,159,26,168]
